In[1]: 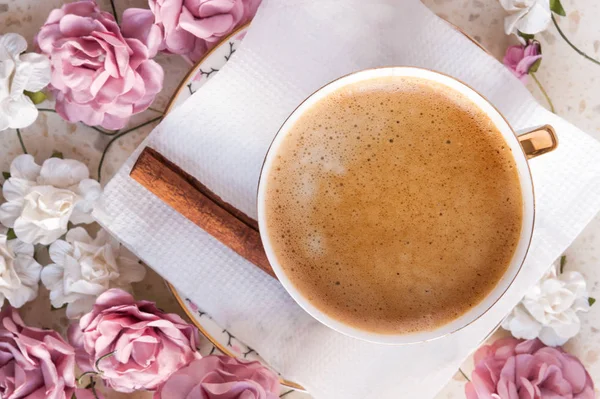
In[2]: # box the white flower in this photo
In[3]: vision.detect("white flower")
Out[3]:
[41,227,146,318]
[502,263,590,346]
[0,155,102,245]
[0,33,51,131]
[499,0,552,36]
[0,226,42,307]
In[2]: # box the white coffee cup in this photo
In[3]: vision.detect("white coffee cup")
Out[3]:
[257,67,557,344]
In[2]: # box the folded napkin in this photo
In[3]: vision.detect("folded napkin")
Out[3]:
[94,0,600,397]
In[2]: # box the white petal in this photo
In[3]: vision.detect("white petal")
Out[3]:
[14,217,63,245]
[71,179,102,224]
[3,94,39,129]
[4,287,36,308]
[65,296,96,319]
[39,158,90,188]
[10,154,41,180]
[48,239,72,264]
[504,8,529,35]
[12,52,51,93]
[7,238,34,257]
[0,109,9,131]
[117,260,146,284]
[502,305,541,339]
[2,178,33,202]
[0,58,15,80]
[65,227,92,245]
[538,326,569,347]
[515,2,552,34]
[40,264,65,289]
[0,33,28,58]
[69,210,95,225]
[12,255,41,286]
[0,201,22,227]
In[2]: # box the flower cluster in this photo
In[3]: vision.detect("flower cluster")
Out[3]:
[68,289,281,398]
[466,337,594,399]
[0,0,262,130]
[502,260,591,346]
[127,0,261,64]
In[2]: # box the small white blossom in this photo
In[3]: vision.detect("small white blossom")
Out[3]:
[502,262,590,346]
[0,226,42,307]
[499,0,552,36]
[0,33,51,131]
[0,155,102,245]
[41,227,146,318]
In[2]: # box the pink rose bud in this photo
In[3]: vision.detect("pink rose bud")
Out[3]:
[154,355,280,399]
[466,338,595,399]
[503,41,542,83]
[35,0,164,129]
[68,289,201,393]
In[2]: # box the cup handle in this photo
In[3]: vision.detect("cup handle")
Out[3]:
[517,125,558,159]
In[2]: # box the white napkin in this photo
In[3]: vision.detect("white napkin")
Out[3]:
[94,0,600,397]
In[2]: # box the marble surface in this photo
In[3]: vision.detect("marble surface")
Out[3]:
[0,0,599,397]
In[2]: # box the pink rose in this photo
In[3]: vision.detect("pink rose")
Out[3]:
[503,41,542,83]
[154,355,280,399]
[35,0,164,129]
[0,307,76,399]
[129,0,261,64]
[466,338,595,399]
[68,288,201,393]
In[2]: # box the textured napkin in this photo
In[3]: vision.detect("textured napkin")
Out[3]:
[93,0,600,398]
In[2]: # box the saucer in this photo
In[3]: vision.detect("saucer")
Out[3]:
[163,24,306,394]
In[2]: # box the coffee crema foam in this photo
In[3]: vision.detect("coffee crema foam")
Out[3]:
[264,76,522,334]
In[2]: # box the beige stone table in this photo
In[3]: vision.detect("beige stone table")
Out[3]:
[1,0,598,397]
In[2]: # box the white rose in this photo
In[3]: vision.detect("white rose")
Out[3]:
[0,227,42,307]
[502,263,590,346]
[41,227,146,318]
[0,154,102,245]
[0,33,51,131]
[499,0,552,36]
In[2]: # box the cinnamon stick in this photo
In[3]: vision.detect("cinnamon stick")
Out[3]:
[130,147,275,279]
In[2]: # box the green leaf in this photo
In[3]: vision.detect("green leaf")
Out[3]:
[550,0,566,16]
[24,90,47,105]
[529,58,542,73]
[559,255,566,273]
[6,228,16,240]
[2,172,10,180]
[589,297,596,306]
[517,31,535,42]
[51,150,64,159]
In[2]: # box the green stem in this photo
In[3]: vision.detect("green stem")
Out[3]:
[459,368,471,382]
[94,351,115,374]
[36,108,56,113]
[90,379,100,399]
[109,0,119,23]
[552,15,600,66]
[77,371,98,386]
[16,129,27,154]
[530,73,556,113]
[97,116,162,182]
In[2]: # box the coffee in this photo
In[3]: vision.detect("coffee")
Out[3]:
[263,76,522,334]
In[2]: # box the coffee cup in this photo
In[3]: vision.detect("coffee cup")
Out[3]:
[257,67,557,344]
